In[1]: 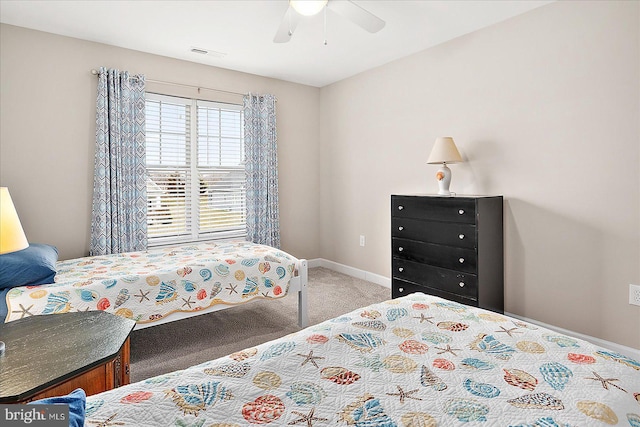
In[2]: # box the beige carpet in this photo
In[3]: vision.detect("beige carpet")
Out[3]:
[129,267,391,381]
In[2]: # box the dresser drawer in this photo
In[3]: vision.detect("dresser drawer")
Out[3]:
[392,279,478,306]
[392,238,477,273]
[392,196,476,224]
[392,258,477,298]
[392,217,476,249]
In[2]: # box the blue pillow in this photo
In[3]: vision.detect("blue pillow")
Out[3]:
[28,388,86,427]
[0,243,58,290]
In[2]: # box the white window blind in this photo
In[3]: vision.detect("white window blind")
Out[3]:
[145,93,245,246]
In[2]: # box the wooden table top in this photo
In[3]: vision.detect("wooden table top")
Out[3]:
[0,311,135,403]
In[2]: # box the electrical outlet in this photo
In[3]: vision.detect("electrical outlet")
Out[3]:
[630,284,640,306]
[359,235,365,247]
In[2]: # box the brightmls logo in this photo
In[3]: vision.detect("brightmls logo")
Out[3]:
[1,404,68,426]
[5,407,46,423]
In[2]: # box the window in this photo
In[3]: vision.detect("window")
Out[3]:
[145,93,245,246]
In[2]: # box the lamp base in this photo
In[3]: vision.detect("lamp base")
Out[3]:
[435,163,452,196]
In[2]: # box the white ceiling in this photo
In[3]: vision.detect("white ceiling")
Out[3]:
[0,0,552,87]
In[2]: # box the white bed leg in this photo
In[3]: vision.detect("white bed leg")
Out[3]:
[297,259,309,328]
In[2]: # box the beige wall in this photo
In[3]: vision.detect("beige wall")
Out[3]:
[0,24,321,261]
[319,0,640,348]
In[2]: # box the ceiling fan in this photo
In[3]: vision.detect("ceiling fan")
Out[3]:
[274,0,386,44]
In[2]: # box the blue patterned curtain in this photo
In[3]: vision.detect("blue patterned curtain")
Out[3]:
[90,67,147,256]
[243,94,280,248]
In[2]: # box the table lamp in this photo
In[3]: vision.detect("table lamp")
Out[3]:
[427,137,463,196]
[0,187,29,356]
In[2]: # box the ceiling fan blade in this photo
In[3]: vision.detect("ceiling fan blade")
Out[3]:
[274,6,300,43]
[327,0,385,33]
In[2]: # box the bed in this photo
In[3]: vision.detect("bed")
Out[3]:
[3,241,309,329]
[82,292,639,426]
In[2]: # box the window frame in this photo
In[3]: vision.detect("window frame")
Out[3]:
[145,92,246,247]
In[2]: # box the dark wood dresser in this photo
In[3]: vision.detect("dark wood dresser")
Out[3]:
[391,194,504,312]
[0,311,135,403]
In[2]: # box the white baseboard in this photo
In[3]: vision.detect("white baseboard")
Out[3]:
[307,258,323,269]
[308,258,640,360]
[308,258,391,288]
[505,312,640,360]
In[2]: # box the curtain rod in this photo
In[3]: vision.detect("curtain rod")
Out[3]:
[90,69,245,97]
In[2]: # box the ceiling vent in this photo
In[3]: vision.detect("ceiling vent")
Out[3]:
[190,47,227,58]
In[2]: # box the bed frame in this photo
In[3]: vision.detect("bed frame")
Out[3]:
[132,259,309,330]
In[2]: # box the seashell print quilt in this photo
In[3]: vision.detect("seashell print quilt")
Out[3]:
[4,241,297,325]
[83,293,639,426]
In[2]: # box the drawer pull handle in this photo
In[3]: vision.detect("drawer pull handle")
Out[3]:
[398,267,404,272]
[458,209,465,215]
[398,226,404,231]
[399,287,404,292]
[459,257,465,263]
[459,282,465,287]
[459,234,465,240]
[398,247,404,252]
[398,205,404,210]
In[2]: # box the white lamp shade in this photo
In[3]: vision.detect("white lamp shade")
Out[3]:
[0,187,29,254]
[427,137,463,164]
[290,0,328,16]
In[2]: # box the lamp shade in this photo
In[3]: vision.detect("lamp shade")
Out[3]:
[290,0,328,16]
[0,187,29,255]
[427,137,463,164]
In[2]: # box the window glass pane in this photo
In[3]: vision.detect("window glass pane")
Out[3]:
[197,136,221,167]
[220,110,241,138]
[198,168,245,233]
[145,99,189,167]
[147,169,191,239]
[220,138,242,166]
[146,103,160,131]
[146,134,161,165]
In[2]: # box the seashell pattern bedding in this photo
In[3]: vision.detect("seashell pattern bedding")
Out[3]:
[4,241,297,324]
[83,293,639,426]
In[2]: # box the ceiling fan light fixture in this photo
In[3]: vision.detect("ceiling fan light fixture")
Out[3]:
[290,0,328,16]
